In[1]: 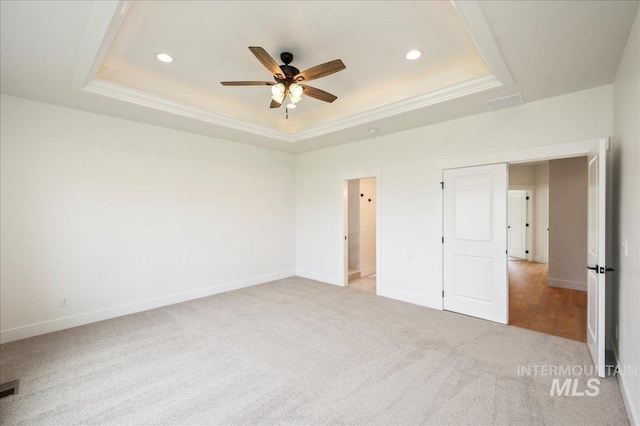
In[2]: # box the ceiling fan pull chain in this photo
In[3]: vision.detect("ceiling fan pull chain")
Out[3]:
[286,107,288,120]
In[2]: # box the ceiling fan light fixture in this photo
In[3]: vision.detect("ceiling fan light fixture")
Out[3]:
[289,83,304,98]
[286,103,297,109]
[155,52,174,63]
[405,49,422,61]
[271,83,285,97]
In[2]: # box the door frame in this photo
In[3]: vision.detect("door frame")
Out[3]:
[436,137,609,311]
[341,168,381,292]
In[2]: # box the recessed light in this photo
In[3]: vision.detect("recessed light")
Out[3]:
[405,49,422,61]
[155,52,174,63]
[368,128,378,133]
[286,103,296,109]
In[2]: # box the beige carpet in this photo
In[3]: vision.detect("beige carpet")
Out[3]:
[0,277,629,425]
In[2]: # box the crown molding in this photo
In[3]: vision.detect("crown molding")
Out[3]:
[452,0,514,87]
[71,1,132,90]
[84,74,502,143]
[72,0,513,143]
[290,74,502,142]
[83,79,293,141]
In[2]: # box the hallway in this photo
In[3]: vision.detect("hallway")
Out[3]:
[509,260,587,342]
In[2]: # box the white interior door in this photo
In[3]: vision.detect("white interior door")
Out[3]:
[587,139,609,378]
[443,164,508,324]
[508,190,528,260]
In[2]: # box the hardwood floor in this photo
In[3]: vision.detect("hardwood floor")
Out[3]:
[509,260,587,342]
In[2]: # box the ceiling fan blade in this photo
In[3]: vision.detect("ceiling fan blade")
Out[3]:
[295,59,345,82]
[300,85,338,103]
[221,81,275,86]
[270,99,283,108]
[249,47,285,79]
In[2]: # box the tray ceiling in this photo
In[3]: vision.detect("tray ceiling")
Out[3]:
[2,1,637,153]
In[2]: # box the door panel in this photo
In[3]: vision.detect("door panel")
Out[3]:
[586,138,608,378]
[454,175,493,241]
[453,255,493,302]
[444,164,508,324]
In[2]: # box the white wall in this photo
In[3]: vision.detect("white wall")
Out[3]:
[296,84,613,308]
[359,178,376,276]
[0,94,296,343]
[612,5,640,425]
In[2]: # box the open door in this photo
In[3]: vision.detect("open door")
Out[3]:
[443,163,508,324]
[587,138,610,378]
[508,190,528,260]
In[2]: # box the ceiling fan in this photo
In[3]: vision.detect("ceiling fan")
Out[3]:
[221,47,346,111]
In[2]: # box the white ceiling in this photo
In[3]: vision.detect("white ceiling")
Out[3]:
[1,1,638,154]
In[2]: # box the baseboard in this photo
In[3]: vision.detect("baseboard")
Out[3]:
[0,270,296,344]
[377,287,442,310]
[612,340,639,426]
[548,278,587,291]
[360,266,376,277]
[295,269,343,286]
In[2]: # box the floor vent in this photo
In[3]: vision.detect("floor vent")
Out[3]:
[486,93,525,111]
[0,379,19,399]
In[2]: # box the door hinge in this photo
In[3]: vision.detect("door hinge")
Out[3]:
[440,182,444,189]
[442,290,445,298]
[442,237,444,243]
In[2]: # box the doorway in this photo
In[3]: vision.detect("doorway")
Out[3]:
[507,159,587,342]
[345,177,377,293]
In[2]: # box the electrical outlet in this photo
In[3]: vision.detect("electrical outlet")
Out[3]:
[60,297,68,307]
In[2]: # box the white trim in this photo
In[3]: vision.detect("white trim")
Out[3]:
[83,75,502,143]
[340,169,381,296]
[548,278,587,291]
[436,138,603,170]
[291,74,503,141]
[612,342,639,426]
[83,79,289,141]
[295,270,342,286]
[452,1,514,86]
[71,1,511,142]
[0,270,295,344]
[377,287,441,310]
[71,1,132,90]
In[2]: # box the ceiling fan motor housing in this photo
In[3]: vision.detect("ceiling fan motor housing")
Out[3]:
[277,53,299,81]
